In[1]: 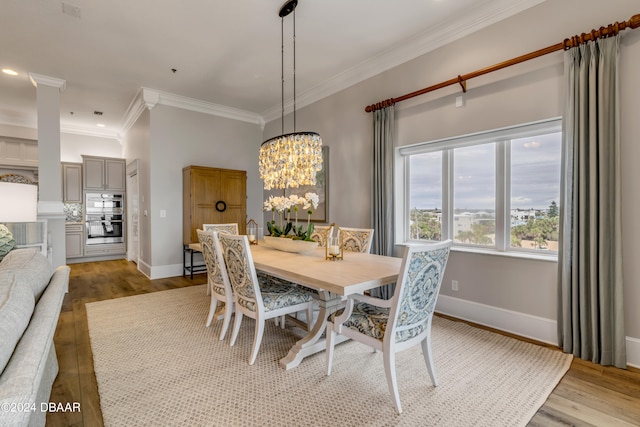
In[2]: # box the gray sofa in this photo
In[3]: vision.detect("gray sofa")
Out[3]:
[0,248,70,427]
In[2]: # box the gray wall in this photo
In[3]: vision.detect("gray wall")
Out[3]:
[127,105,263,277]
[263,0,640,346]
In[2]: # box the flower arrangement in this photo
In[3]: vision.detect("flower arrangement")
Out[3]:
[264,192,319,241]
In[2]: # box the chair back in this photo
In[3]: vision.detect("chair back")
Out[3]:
[197,229,232,297]
[387,240,452,344]
[310,226,374,253]
[310,225,330,247]
[341,227,374,253]
[203,223,239,235]
[217,233,262,313]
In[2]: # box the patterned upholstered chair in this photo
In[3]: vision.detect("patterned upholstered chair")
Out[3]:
[200,224,238,295]
[203,223,239,235]
[309,225,330,248]
[197,230,234,340]
[218,233,314,365]
[325,240,452,414]
[311,226,374,254]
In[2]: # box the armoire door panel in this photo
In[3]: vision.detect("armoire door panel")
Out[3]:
[183,166,247,244]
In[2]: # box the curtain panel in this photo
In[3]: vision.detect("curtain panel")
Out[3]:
[370,106,395,299]
[558,35,626,368]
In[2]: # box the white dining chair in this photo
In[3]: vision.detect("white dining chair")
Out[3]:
[203,223,239,235]
[218,233,314,365]
[325,240,452,414]
[197,229,235,340]
[199,223,238,295]
[311,226,374,253]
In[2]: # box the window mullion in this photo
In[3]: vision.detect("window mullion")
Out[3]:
[442,149,453,240]
[495,141,509,251]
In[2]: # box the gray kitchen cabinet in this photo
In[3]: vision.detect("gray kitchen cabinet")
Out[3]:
[65,223,84,258]
[82,155,126,191]
[62,162,83,203]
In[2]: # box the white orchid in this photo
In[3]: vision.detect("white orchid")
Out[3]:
[264,192,320,240]
[304,192,319,210]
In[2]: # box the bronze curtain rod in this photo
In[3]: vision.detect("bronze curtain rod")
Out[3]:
[365,13,640,113]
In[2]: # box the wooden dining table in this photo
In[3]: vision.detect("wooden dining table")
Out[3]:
[250,244,401,370]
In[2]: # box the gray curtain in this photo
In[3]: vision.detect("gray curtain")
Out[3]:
[370,106,395,299]
[558,35,626,368]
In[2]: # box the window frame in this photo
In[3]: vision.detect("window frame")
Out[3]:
[396,117,562,259]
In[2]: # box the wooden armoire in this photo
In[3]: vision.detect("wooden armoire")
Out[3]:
[182,166,247,245]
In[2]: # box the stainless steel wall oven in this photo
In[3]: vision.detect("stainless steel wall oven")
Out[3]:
[85,193,125,245]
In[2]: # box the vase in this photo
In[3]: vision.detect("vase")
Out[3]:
[263,236,319,253]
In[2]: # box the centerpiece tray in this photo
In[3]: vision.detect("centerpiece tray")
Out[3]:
[262,236,318,253]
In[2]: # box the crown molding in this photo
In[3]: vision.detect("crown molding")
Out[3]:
[262,0,547,122]
[0,118,120,141]
[28,73,67,92]
[119,87,264,137]
[60,123,120,140]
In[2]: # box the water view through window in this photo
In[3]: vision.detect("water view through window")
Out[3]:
[407,125,561,253]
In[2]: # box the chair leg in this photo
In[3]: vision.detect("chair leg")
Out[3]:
[421,333,438,386]
[230,311,243,347]
[383,351,402,414]
[306,303,313,331]
[325,323,336,376]
[249,318,265,365]
[219,301,233,340]
[205,295,218,327]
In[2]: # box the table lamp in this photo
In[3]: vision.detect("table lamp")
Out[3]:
[0,182,39,259]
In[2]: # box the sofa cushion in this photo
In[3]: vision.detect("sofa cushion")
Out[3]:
[0,248,53,301]
[0,272,36,374]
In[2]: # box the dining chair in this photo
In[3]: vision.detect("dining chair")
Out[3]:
[341,227,374,253]
[325,239,452,414]
[218,233,314,365]
[200,223,238,295]
[203,223,239,235]
[310,225,330,248]
[311,225,374,253]
[197,229,234,340]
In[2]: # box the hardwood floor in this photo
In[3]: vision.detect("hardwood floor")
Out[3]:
[46,260,640,426]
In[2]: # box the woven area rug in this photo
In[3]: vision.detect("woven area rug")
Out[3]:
[86,285,572,427]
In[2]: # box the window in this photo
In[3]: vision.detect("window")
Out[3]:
[398,118,561,256]
[409,152,442,240]
[453,143,496,246]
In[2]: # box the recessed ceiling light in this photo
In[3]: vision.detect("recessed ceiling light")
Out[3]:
[96,123,106,127]
[2,69,18,76]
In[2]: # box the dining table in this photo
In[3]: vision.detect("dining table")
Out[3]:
[249,244,402,370]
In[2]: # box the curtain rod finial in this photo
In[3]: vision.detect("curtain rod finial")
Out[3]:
[630,14,640,29]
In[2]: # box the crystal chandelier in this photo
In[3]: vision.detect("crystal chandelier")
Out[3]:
[259,0,323,190]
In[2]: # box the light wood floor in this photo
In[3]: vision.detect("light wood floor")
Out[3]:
[46,259,640,426]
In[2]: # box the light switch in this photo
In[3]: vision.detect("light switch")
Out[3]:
[160,209,166,218]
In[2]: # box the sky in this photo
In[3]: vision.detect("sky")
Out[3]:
[409,132,562,211]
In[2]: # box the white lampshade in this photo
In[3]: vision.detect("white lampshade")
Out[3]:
[0,182,38,222]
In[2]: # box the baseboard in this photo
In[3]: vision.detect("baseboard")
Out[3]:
[137,259,152,279]
[436,295,640,368]
[626,336,640,369]
[148,263,183,280]
[435,295,558,345]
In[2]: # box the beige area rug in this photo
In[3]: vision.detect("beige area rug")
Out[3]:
[86,285,572,427]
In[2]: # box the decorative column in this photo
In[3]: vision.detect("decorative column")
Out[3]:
[29,73,67,268]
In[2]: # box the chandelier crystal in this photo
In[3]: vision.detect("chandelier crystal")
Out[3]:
[259,0,323,190]
[259,132,322,190]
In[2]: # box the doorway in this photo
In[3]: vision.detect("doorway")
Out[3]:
[126,159,140,264]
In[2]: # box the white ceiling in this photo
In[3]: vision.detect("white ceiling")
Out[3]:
[0,0,546,139]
